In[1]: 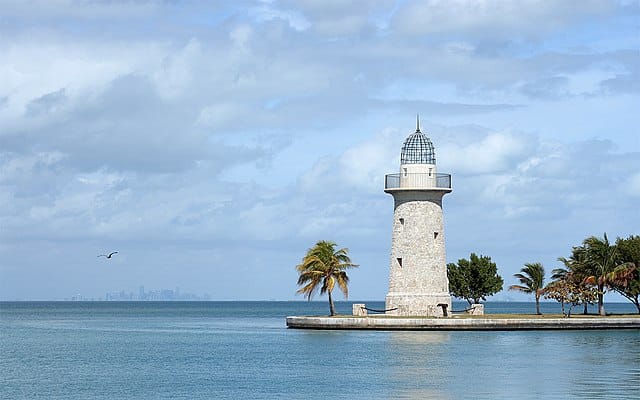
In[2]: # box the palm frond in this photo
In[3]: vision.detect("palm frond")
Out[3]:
[297,270,323,285]
[296,280,321,300]
[508,284,532,293]
[335,271,349,298]
[510,262,545,293]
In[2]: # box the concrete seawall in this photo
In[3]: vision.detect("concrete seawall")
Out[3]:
[286,316,640,331]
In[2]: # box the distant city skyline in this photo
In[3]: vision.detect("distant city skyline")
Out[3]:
[104,286,210,301]
[42,286,211,302]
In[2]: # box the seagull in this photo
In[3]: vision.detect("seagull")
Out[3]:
[98,251,118,259]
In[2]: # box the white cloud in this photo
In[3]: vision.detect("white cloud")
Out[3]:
[299,128,398,194]
[278,0,394,35]
[440,130,536,175]
[229,25,254,50]
[153,39,202,100]
[626,172,640,197]
[197,102,245,129]
[249,3,311,31]
[0,38,169,135]
[0,0,157,20]
[392,0,613,37]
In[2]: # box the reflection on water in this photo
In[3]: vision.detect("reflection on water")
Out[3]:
[566,331,640,399]
[389,331,451,345]
[380,330,640,400]
[385,332,452,399]
[390,387,452,400]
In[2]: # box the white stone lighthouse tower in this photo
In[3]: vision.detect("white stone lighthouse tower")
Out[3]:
[384,118,452,316]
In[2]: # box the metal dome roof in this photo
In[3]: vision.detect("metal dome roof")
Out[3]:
[400,127,435,164]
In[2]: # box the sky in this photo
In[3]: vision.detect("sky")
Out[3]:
[1,0,639,302]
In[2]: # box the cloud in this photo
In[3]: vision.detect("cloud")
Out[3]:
[152,39,202,100]
[601,74,640,94]
[519,76,570,99]
[26,88,68,116]
[299,128,398,195]
[278,0,394,36]
[625,172,640,198]
[391,0,614,38]
[3,76,201,173]
[0,0,158,24]
[440,130,537,175]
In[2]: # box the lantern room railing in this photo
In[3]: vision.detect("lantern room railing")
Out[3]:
[384,173,451,190]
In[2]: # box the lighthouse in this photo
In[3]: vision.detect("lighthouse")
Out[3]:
[384,118,452,316]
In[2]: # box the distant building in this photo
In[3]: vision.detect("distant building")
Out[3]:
[105,286,203,301]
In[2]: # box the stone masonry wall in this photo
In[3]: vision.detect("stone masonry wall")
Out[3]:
[386,190,451,316]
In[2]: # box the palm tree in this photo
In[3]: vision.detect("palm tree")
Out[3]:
[581,233,618,316]
[551,265,568,281]
[605,235,640,313]
[607,263,640,313]
[296,240,358,316]
[509,262,545,315]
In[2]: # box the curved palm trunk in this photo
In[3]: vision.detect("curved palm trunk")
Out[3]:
[598,284,605,316]
[328,289,336,316]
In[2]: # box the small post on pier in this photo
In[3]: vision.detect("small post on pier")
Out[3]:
[353,304,368,316]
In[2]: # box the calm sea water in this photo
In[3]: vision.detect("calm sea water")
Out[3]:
[1,301,639,400]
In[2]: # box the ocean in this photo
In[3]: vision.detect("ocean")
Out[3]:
[1,301,639,399]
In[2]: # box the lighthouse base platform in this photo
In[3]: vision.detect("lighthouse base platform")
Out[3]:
[285,315,640,331]
[385,293,452,317]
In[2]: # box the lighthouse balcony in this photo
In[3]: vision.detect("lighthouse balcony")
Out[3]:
[384,173,452,191]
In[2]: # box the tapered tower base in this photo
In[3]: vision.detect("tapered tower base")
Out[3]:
[386,293,451,317]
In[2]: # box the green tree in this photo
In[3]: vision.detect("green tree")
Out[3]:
[607,235,640,313]
[295,240,358,316]
[509,262,545,315]
[580,233,618,316]
[447,253,503,306]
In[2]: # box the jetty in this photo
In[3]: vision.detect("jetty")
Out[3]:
[286,315,640,331]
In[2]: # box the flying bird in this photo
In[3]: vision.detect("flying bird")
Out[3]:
[98,251,118,259]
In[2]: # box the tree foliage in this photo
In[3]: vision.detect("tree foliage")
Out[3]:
[544,276,598,317]
[607,235,640,313]
[553,253,595,315]
[579,233,618,315]
[447,253,503,306]
[509,262,545,315]
[295,240,358,316]
[553,233,640,315]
